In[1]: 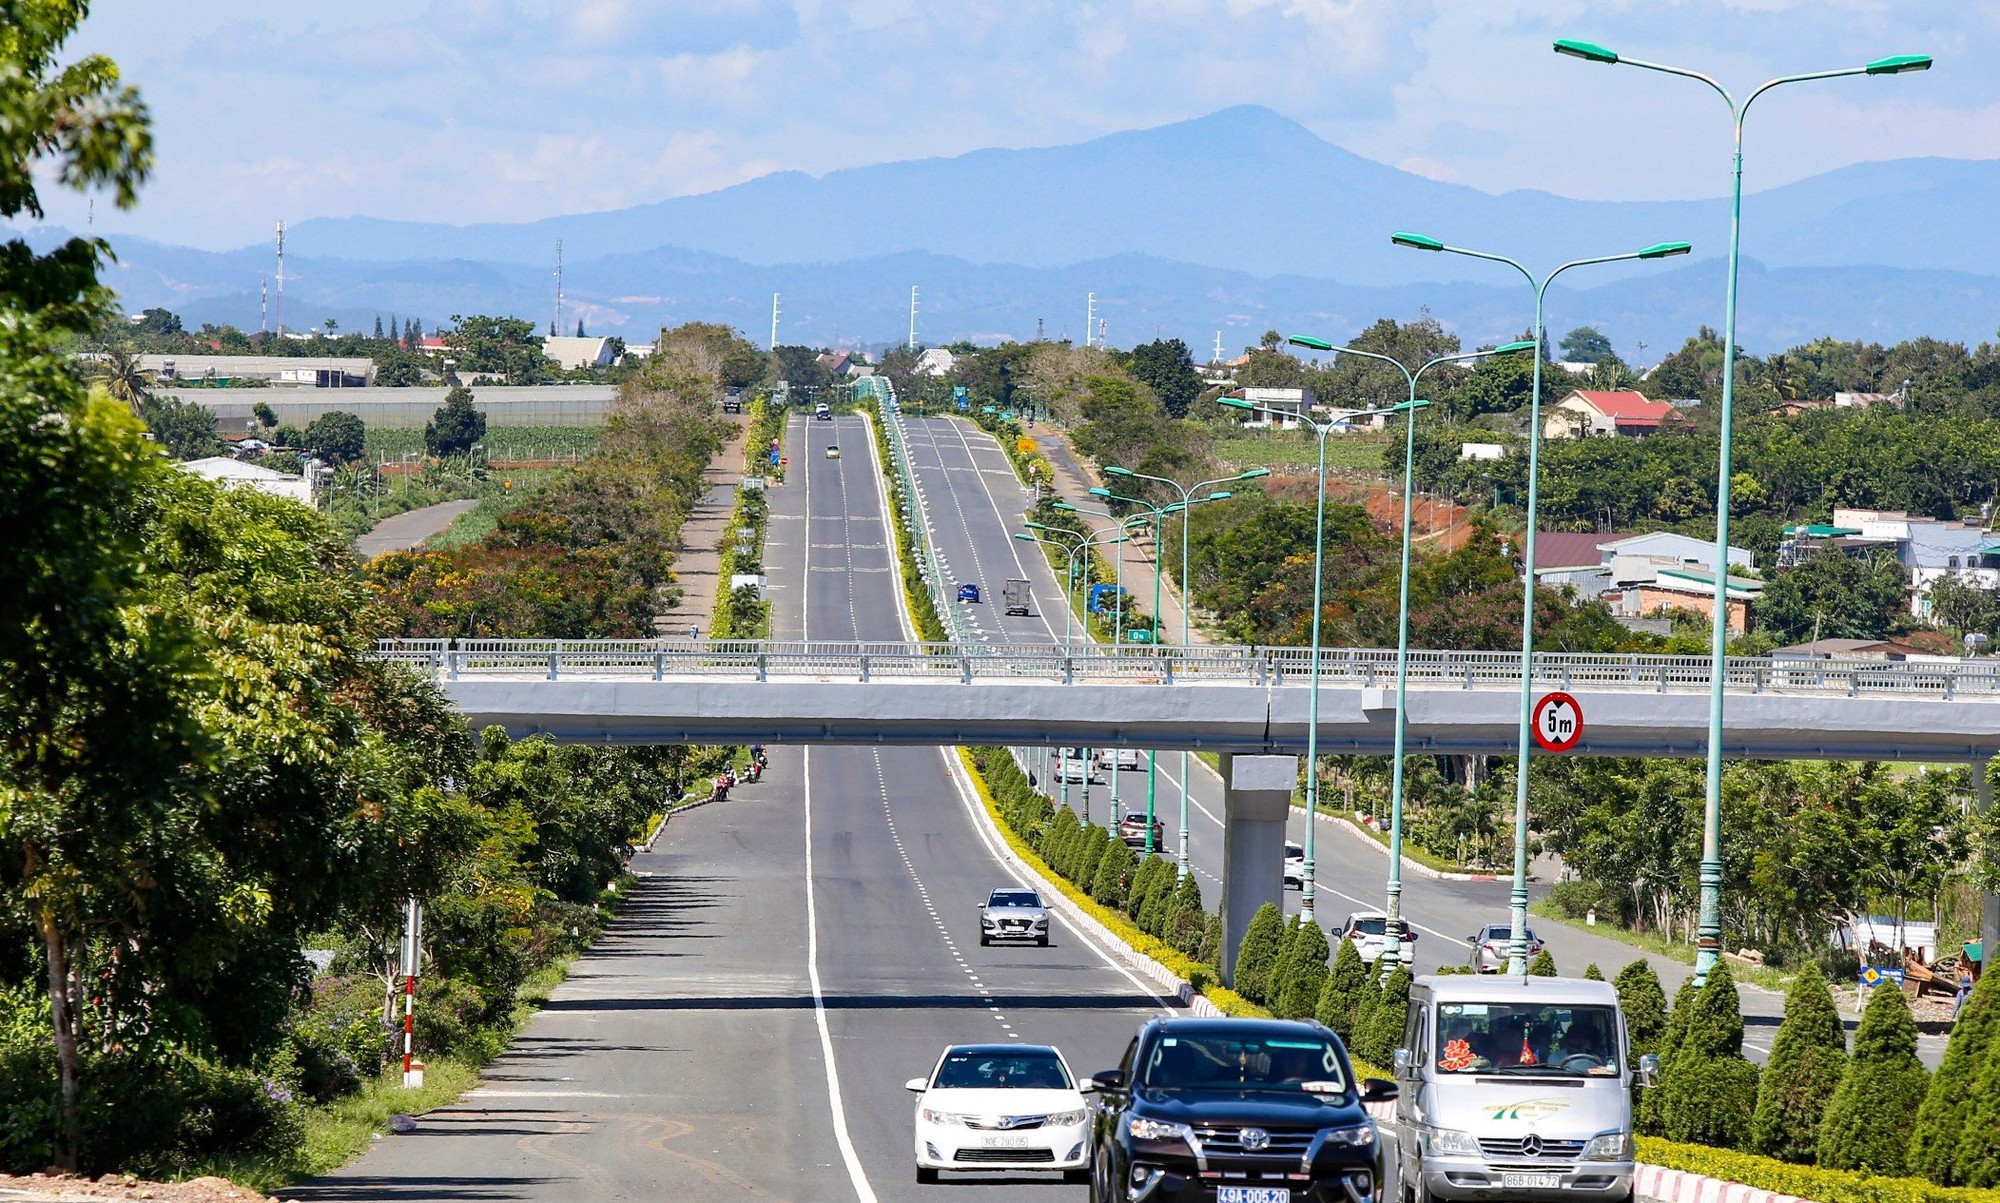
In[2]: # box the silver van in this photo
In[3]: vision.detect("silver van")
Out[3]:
[1393,975,1655,1203]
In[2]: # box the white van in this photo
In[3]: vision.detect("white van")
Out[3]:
[1393,974,1654,1203]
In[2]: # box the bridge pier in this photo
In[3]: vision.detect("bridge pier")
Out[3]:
[1219,753,1299,988]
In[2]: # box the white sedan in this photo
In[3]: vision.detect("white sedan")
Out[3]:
[906,1044,1091,1184]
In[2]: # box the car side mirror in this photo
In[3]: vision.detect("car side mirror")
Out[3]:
[904,1077,928,1093]
[1392,1048,1413,1077]
[1078,1078,1098,1093]
[1089,1068,1125,1092]
[1360,1078,1399,1103]
[1637,1054,1660,1089]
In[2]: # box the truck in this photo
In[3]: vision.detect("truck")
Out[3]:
[1003,578,1032,616]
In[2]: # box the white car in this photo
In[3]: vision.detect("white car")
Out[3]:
[1340,909,1419,964]
[1054,755,1102,785]
[1094,747,1141,771]
[907,1044,1091,1184]
[1283,841,1305,889]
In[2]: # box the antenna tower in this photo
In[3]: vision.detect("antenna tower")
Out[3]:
[1085,293,1096,347]
[1214,330,1224,363]
[259,278,268,332]
[770,292,781,350]
[274,221,286,335]
[908,286,919,350]
[553,240,564,336]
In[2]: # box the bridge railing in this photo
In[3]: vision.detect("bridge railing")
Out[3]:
[374,638,2000,699]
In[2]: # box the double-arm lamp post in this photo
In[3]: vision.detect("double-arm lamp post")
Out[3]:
[1100,465,1272,878]
[1017,523,1133,825]
[1389,233,1691,971]
[1554,36,1930,983]
[1216,395,1427,923]
[1281,336,1536,969]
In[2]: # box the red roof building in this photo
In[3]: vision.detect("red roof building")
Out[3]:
[1544,389,1674,438]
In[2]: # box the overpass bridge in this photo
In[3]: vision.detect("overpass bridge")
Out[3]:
[377,638,2000,763]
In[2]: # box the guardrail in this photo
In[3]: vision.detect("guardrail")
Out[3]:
[373,638,2000,699]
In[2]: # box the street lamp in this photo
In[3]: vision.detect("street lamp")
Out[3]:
[1219,393,1426,923]
[1019,524,1132,824]
[1286,334,1536,968]
[1556,35,1931,984]
[1102,464,1272,878]
[1392,232,1691,973]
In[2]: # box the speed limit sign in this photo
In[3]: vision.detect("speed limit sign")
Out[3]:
[1532,691,1584,754]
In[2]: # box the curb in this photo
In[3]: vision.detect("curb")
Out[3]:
[1324,813,1499,882]
[1633,1162,1802,1203]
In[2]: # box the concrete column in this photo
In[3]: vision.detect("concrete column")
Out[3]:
[1980,760,1999,969]
[1219,753,1299,987]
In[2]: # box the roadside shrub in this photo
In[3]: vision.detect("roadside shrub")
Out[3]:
[1127,857,1171,928]
[1546,878,1624,923]
[1316,939,1369,1041]
[1198,912,1223,967]
[1641,974,1703,1135]
[286,974,391,1103]
[1354,966,1413,1069]
[1072,825,1110,889]
[1039,805,1079,867]
[1639,1137,2000,1203]
[1819,982,1926,1174]
[1527,949,1558,977]
[1092,840,1135,909]
[1583,963,1604,981]
[1233,903,1286,1003]
[1615,959,1671,1056]
[1950,987,2000,1186]
[1752,960,1848,1163]
[1165,873,1206,957]
[1911,962,2000,1184]
[1276,918,1331,1020]
[1655,961,1760,1150]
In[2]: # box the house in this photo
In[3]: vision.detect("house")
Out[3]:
[1772,400,1829,417]
[179,456,315,505]
[1625,568,1763,633]
[1778,507,2000,619]
[1459,443,1507,462]
[1543,389,1674,439]
[913,348,958,378]
[1771,638,1931,662]
[135,353,374,389]
[1833,391,1898,409]
[1225,386,1315,429]
[417,337,450,356]
[1526,530,1752,604]
[541,335,617,372]
[816,351,852,376]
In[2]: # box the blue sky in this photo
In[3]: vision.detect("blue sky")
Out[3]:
[39,1,1996,250]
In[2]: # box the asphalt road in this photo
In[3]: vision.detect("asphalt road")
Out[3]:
[898,415,1944,1068]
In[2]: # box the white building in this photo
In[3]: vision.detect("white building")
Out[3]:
[135,354,375,388]
[1228,386,1315,429]
[913,348,958,378]
[179,456,315,505]
[541,336,617,372]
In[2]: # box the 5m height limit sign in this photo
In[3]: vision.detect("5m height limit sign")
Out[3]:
[1531,691,1584,754]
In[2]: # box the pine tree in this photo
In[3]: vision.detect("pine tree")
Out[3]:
[1655,962,1760,1149]
[1073,825,1110,888]
[1317,939,1370,1042]
[1528,949,1558,977]
[1911,963,2000,1183]
[1751,960,1847,1163]
[1165,873,1205,956]
[1614,960,1671,1056]
[1950,981,2000,1186]
[1091,840,1134,908]
[1198,911,1222,967]
[1138,868,1175,937]
[1355,966,1413,1069]
[373,314,384,339]
[576,318,587,338]
[1040,805,1079,865]
[1233,903,1286,1004]
[1818,983,1926,1174]
[1584,963,1605,981]
[1271,914,1305,997]
[1277,918,1331,1020]
[1641,975,1702,1134]
[1127,857,1169,926]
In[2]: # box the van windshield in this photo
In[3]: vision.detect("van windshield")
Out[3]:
[1434,1003,1620,1076]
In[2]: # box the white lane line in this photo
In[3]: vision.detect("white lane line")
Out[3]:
[803,747,880,1203]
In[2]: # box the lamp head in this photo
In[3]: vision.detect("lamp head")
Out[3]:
[1053,501,1077,511]
[1391,232,1445,252]
[1220,397,1255,410]
[1866,54,1932,75]
[1287,335,1335,352]
[1638,241,1692,259]
[1553,38,1619,64]
[1207,491,1233,501]
[1088,486,1112,497]
[1025,521,1051,531]
[1014,532,1035,542]
[1105,465,1134,477]
[1237,467,1272,480]
[1494,340,1539,356]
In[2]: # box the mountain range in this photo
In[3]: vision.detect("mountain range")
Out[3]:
[24,106,2000,356]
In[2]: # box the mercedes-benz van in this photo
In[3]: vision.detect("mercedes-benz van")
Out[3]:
[1393,974,1655,1203]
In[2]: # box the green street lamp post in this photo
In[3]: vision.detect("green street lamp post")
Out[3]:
[1288,334,1535,969]
[1018,523,1132,824]
[1391,232,1691,973]
[1056,501,1152,816]
[1556,35,1930,983]
[1102,465,1272,878]
[1219,394,1424,923]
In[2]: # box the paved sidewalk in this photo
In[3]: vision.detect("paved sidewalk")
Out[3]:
[354,498,480,558]
[1032,425,1211,644]
[661,414,749,635]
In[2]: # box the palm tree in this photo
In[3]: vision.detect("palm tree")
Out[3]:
[90,345,152,416]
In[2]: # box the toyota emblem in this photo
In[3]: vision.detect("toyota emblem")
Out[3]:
[1520,1134,1544,1158]
[1239,1128,1270,1151]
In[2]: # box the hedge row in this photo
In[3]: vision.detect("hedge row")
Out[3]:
[1637,1139,2000,1203]
[863,405,948,642]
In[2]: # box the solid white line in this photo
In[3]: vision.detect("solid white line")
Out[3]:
[804,746,879,1203]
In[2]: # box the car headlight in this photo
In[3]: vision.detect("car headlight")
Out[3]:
[981,916,997,927]
[1426,1128,1481,1157]
[1033,916,1049,927]
[1322,1122,1375,1147]
[1046,1109,1087,1126]
[1582,1132,1633,1161]
[921,1108,974,1125]
[1128,1116,1195,1143]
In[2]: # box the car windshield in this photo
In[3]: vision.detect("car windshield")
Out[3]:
[1434,1003,1620,1076]
[1123,814,1149,825]
[1286,844,1304,859]
[1350,917,1386,936]
[934,1050,1070,1090]
[989,890,1040,908]
[1138,1033,1348,1094]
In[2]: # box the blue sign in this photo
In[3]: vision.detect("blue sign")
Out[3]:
[1089,584,1126,613]
[1859,966,1906,989]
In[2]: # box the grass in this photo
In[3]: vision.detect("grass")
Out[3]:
[1528,898,1795,992]
[1212,431,1391,473]
[423,468,564,548]
[362,425,601,463]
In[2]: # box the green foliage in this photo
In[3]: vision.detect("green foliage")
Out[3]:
[1752,960,1848,1163]
[1560,327,1614,364]
[425,384,487,457]
[1092,840,1134,909]
[304,409,366,464]
[1759,551,1910,644]
[1952,981,2000,1186]
[1316,938,1370,1042]
[1656,962,1760,1150]
[1911,958,2000,1183]
[1275,918,1331,1021]
[1527,949,1558,977]
[1643,975,1703,1134]
[1354,966,1413,1069]
[1127,338,1202,419]
[1164,872,1205,957]
[1583,963,1605,980]
[445,314,553,384]
[1638,1137,2000,1203]
[137,392,221,459]
[1818,984,1926,1174]
[1232,903,1286,1005]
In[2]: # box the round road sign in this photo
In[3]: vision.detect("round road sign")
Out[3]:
[1532,691,1584,754]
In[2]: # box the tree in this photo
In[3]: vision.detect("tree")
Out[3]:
[1275,917,1330,1020]
[250,400,278,429]
[1641,975,1702,1133]
[1654,961,1760,1149]
[1355,966,1413,1069]
[1583,963,1604,980]
[1316,938,1369,1042]
[373,314,384,339]
[445,314,554,384]
[1128,338,1202,419]
[138,393,221,460]
[1232,902,1285,1003]
[1759,552,1908,644]
[576,318,587,338]
[305,409,366,464]
[1817,983,1926,1173]
[1091,839,1134,909]
[1910,891,2000,1182]
[1164,872,1205,957]
[1527,949,1558,977]
[1750,961,1847,1163]
[1559,326,1614,364]
[426,384,487,457]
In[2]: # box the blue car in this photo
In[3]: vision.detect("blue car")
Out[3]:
[957,582,981,603]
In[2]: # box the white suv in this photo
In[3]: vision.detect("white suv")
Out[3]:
[1339,909,1419,964]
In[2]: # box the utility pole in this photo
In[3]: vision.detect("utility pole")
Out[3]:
[1214,330,1224,363]
[1085,293,1096,348]
[274,221,286,336]
[398,897,424,1087]
[259,277,268,333]
[908,285,919,351]
[770,292,781,350]
[553,240,564,338]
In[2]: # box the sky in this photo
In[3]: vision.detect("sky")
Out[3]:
[32,0,1997,251]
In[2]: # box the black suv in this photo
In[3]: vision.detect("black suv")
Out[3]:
[1087,1017,1395,1203]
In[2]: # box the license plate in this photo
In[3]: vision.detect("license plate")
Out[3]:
[1501,1173,1563,1189]
[980,1134,1033,1148]
[1217,1189,1290,1203]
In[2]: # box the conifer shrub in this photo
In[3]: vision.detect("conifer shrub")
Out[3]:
[1910,964,2000,1184]
[1817,982,1926,1174]
[1528,949,1558,977]
[1276,919,1331,1020]
[1232,903,1286,1004]
[1317,938,1369,1042]
[1615,960,1671,1056]
[1655,961,1760,1150]
[1165,873,1206,957]
[1751,960,1848,1164]
[1091,840,1135,909]
[1354,966,1413,1069]
[1584,963,1604,981]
